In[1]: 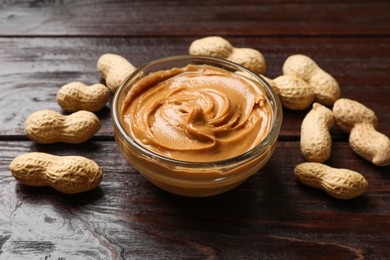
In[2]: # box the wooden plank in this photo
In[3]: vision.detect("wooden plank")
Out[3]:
[0,141,389,259]
[0,1,388,259]
[0,37,389,138]
[0,1,389,36]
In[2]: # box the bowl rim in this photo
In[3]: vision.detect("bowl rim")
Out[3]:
[112,55,282,168]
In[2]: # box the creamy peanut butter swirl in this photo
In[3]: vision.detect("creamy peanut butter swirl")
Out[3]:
[122,64,272,162]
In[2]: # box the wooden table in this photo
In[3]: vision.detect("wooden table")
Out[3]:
[1,1,389,259]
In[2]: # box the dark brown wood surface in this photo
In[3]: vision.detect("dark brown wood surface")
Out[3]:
[0,1,389,259]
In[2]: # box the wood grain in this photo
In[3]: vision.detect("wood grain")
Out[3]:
[1,1,389,259]
[0,1,389,36]
[0,141,389,259]
[0,37,389,138]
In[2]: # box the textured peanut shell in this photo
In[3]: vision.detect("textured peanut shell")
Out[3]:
[294,162,368,200]
[57,82,111,112]
[25,110,101,144]
[332,98,378,133]
[189,36,233,58]
[10,152,103,194]
[273,75,315,110]
[97,53,136,93]
[228,48,266,75]
[189,36,266,74]
[283,54,340,105]
[300,103,334,162]
[350,123,390,166]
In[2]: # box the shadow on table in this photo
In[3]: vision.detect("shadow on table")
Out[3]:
[14,182,105,207]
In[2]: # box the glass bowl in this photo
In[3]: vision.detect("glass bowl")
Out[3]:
[112,55,282,197]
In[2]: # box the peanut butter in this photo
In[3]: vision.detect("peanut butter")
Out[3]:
[122,64,272,162]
